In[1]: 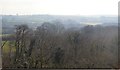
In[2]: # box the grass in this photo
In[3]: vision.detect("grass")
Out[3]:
[2,34,11,36]
[0,34,12,38]
[1,33,15,53]
[2,41,16,53]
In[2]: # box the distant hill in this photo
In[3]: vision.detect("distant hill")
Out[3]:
[1,15,117,34]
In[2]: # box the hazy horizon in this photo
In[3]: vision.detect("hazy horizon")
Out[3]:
[0,14,118,17]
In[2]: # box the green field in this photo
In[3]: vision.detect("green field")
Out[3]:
[1,33,15,53]
[1,34,11,36]
[0,34,12,38]
[2,41,16,53]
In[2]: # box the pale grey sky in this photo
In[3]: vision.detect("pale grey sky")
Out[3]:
[0,0,119,15]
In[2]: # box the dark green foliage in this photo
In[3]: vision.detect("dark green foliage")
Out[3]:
[2,23,118,69]
[53,47,64,67]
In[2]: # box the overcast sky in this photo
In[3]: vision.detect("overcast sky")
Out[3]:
[0,0,119,15]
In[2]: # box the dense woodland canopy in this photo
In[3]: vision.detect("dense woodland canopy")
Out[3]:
[1,15,118,69]
[2,22,118,69]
